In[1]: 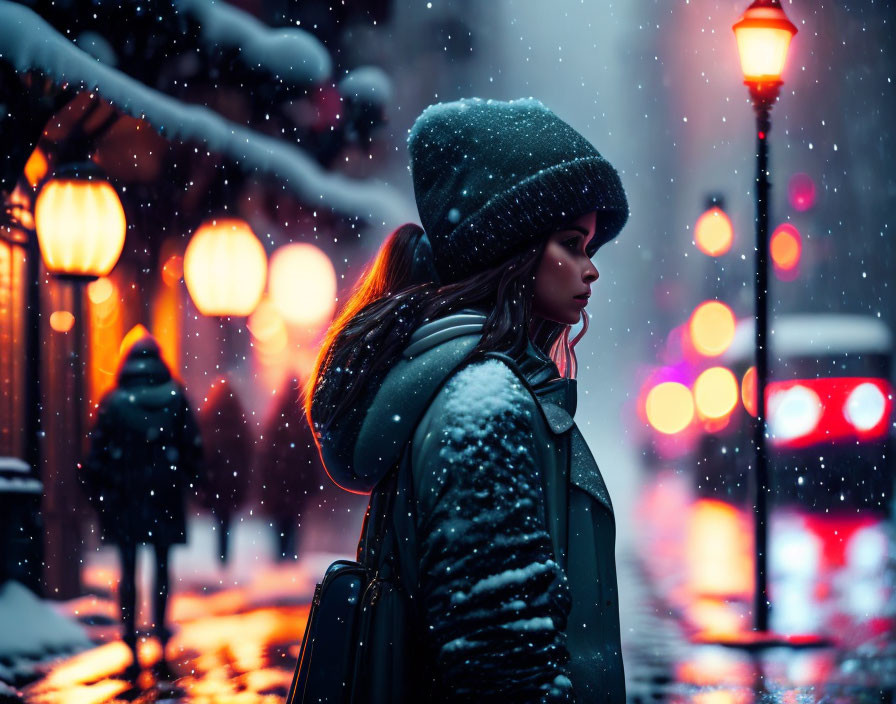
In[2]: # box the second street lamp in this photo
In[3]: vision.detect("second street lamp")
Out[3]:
[732,0,797,635]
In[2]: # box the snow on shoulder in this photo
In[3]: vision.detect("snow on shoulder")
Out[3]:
[438,358,534,458]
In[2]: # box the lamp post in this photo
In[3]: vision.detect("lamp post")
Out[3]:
[733,0,797,634]
[34,163,127,442]
[34,161,126,596]
[183,217,268,367]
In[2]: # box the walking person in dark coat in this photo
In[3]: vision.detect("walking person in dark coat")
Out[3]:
[196,378,252,564]
[82,335,202,679]
[304,98,628,702]
[257,377,324,561]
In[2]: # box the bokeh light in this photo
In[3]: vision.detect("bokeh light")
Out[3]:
[87,277,115,305]
[49,310,75,333]
[161,254,184,287]
[645,382,694,434]
[742,366,757,417]
[24,148,48,188]
[184,218,267,317]
[694,367,739,420]
[694,207,734,257]
[689,301,736,357]
[268,243,337,328]
[788,173,816,212]
[771,223,801,272]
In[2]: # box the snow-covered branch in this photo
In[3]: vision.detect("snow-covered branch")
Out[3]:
[175,0,332,85]
[0,1,413,225]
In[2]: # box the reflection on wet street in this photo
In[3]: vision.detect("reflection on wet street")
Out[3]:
[16,485,896,703]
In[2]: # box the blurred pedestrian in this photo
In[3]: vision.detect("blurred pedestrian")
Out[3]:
[257,377,323,561]
[196,378,252,564]
[82,335,202,679]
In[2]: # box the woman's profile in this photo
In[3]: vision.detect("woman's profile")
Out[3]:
[305,97,628,703]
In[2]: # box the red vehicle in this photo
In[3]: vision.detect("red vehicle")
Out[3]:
[695,314,893,516]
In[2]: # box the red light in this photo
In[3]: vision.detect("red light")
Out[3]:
[767,377,892,448]
[788,173,816,212]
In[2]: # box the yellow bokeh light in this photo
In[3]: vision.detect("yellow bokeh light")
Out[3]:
[694,367,739,420]
[645,382,694,435]
[87,277,115,305]
[689,301,736,357]
[35,177,127,278]
[694,207,733,257]
[184,219,267,317]
[268,243,337,328]
[49,310,75,333]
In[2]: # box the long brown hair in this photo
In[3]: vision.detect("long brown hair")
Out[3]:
[304,224,586,440]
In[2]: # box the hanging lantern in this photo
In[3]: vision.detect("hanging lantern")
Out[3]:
[34,164,127,280]
[268,242,337,327]
[183,218,268,316]
[733,0,798,86]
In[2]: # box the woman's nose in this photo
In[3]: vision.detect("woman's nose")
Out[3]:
[584,263,599,283]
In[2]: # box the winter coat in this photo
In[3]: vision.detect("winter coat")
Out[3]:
[196,381,252,519]
[317,308,625,703]
[82,343,202,546]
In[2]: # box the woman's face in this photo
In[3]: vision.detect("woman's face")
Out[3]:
[532,211,599,326]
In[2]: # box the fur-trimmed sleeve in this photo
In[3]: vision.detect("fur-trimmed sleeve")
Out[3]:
[412,359,573,702]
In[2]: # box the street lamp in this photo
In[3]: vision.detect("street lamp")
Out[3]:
[34,163,127,598]
[183,217,268,367]
[34,163,127,444]
[733,0,797,634]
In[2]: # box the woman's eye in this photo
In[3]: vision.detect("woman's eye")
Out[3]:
[564,237,580,250]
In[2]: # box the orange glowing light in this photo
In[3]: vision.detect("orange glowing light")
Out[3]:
[35,172,127,278]
[248,297,288,354]
[184,218,267,316]
[119,324,150,360]
[49,310,75,333]
[268,243,337,327]
[645,382,694,435]
[733,0,798,84]
[161,254,184,287]
[742,366,757,416]
[770,223,801,271]
[24,148,48,188]
[689,301,736,357]
[694,366,739,420]
[686,499,753,599]
[86,277,115,305]
[694,207,734,257]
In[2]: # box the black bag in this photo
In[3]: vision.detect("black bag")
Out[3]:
[286,469,401,704]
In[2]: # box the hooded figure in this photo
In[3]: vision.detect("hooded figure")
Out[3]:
[257,377,325,560]
[82,335,202,677]
[196,379,253,563]
[306,98,628,703]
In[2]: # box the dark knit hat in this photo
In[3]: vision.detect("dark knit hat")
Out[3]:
[408,97,628,283]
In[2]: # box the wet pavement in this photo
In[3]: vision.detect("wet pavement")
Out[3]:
[13,497,896,703]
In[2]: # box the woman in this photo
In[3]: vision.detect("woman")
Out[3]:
[305,98,628,703]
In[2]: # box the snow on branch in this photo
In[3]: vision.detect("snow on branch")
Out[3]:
[175,0,332,85]
[0,1,413,225]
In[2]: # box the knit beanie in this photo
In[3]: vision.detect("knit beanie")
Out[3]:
[408,97,628,283]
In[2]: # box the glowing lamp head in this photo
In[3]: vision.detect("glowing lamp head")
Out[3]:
[183,218,268,317]
[733,0,797,85]
[34,164,127,280]
[268,243,337,328]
